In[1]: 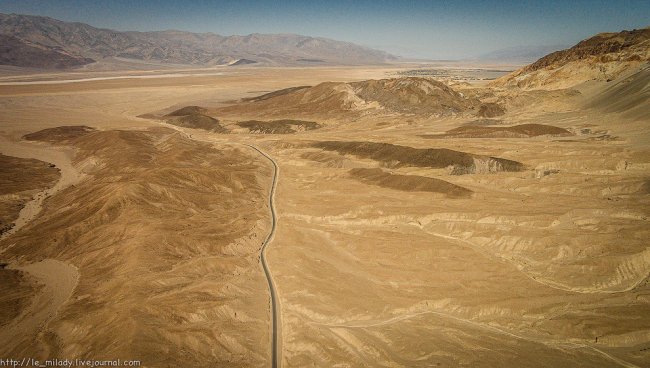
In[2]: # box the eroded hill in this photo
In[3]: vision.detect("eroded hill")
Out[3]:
[493,27,650,89]
[0,127,273,367]
[216,77,480,119]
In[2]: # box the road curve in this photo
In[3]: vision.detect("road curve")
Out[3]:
[245,144,281,368]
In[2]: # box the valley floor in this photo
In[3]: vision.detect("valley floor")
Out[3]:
[0,66,648,367]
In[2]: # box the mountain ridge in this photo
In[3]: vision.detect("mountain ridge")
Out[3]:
[492,27,650,89]
[0,13,396,69]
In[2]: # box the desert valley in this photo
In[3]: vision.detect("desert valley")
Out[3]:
[0,8,649,368]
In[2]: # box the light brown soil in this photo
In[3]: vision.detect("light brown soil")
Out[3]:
[0,64,649,367]
[586,66,650,121]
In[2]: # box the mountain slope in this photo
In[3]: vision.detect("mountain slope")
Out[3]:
[585,65,650,121]
[0,13,395,69]
[492,27,650,89]
[0,34,94,68]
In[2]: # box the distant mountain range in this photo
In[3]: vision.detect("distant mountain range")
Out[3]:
[472,45,568,63]
[0,13,396,69]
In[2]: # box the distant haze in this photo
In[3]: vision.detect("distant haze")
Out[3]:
[473,45,570,63]
[0,0,648,59]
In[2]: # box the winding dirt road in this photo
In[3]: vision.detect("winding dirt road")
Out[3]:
[245,144,282,368]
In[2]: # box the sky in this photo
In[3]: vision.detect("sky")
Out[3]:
[0,0,648,59]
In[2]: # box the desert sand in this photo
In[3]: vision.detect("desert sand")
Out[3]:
[0,57,648,368]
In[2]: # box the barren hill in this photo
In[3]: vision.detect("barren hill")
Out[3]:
[493,27,650,89]
[2,127,272,366]
[217,77,480,118]
[350,78,479,114]
[0,13,395,69]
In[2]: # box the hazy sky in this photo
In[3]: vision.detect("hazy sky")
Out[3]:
[0,0,648,59]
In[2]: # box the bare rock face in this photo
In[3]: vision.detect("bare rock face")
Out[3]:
[492,27,650,89]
